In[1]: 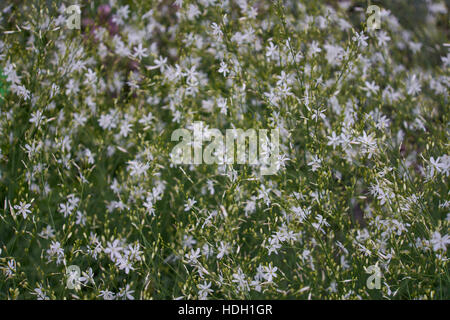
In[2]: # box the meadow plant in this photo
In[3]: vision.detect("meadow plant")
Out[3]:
[0,0,448,300]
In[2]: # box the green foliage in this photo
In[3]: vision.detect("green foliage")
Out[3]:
[0,0,448,300]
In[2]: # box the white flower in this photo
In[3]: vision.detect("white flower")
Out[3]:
[118,284,135,300]
[198,281,213,299]
[232,268,249,292]
[3,259,16,278]
[127,160,149,177]
[79,268,95,285]
[217,97,227,114]
[218,60,229,77]
[14,201,32,219]
[263,264,278,283]
[184,198,197,211]
[362,81,380,97]
[377,30,391,46]
[266,41,278,60]
[428,157,445,178]
[327,131,340,149]
[143,196,155,216]
[99,290,116,300]
[132,43,148,60]
[104,239,123,261]
[29,110,46,126]
[307,155,322,172]
[352,31,368,47]
[430,232,450,252]
[216,241,230,259]
[32,285,49,300]
[406,74,421,96]
[147,55,167,71]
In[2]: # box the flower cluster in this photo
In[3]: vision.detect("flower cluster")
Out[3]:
[0,0,448,300]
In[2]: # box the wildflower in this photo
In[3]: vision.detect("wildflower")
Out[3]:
[406,74,421,96]
[263,264,278,283]
[132,43,148,60]
[185,248,201,264]
[13,201,32,219]
[428,157,444,178]
[217,97,227,114]
[104,239,123,261]
[58,202,73,218]
[358,131,377,158]
[327,131,340,150]
[216,241,231,259]
[143,196,155,216]
[198,281,213,299]
[147,55,167,72]
[308,40,322,57]
[232,268,249,292]
[362,81,380,97]
[182,235,197,249]
[29,110,46,126]
[352,31,368,47]
[307,155,322,172]
[266,237,281,255]
[38,225,55,239]
[127,160,149,177]
[430,232,450,252]
[118,284,135,300]
[118,256,135,274]
[266,41,278,60]
[3,259,16,278]
[46,241,64,264]
[218,60,229,77]
[79,268,95,286]
[99,290,116,300]
[291,206,311,222]
[31,285,49,300]
[184,198,197,211]
[377,30,391,46]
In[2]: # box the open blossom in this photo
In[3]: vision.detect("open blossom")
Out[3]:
[46,241,64,264]
[132,43,148,60]
[266,41,278,59]
[218,60,229,77]
[31,285,49,300]
[327,131,340,149]
[3,259,16,278]
[362,81,380,97]
[430,232,450,252]
[127,160,149,177]
[184,198,197,211]
[99,290,116,300]
[198,281,213,299]
[352,31,368,47]
[263,264,278,283]
[13,201,32,219]
[406,74,421,95]
[307,155,322,172]
[104,240,123,261]
[147,55,167,71]
[216,241,231,259]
